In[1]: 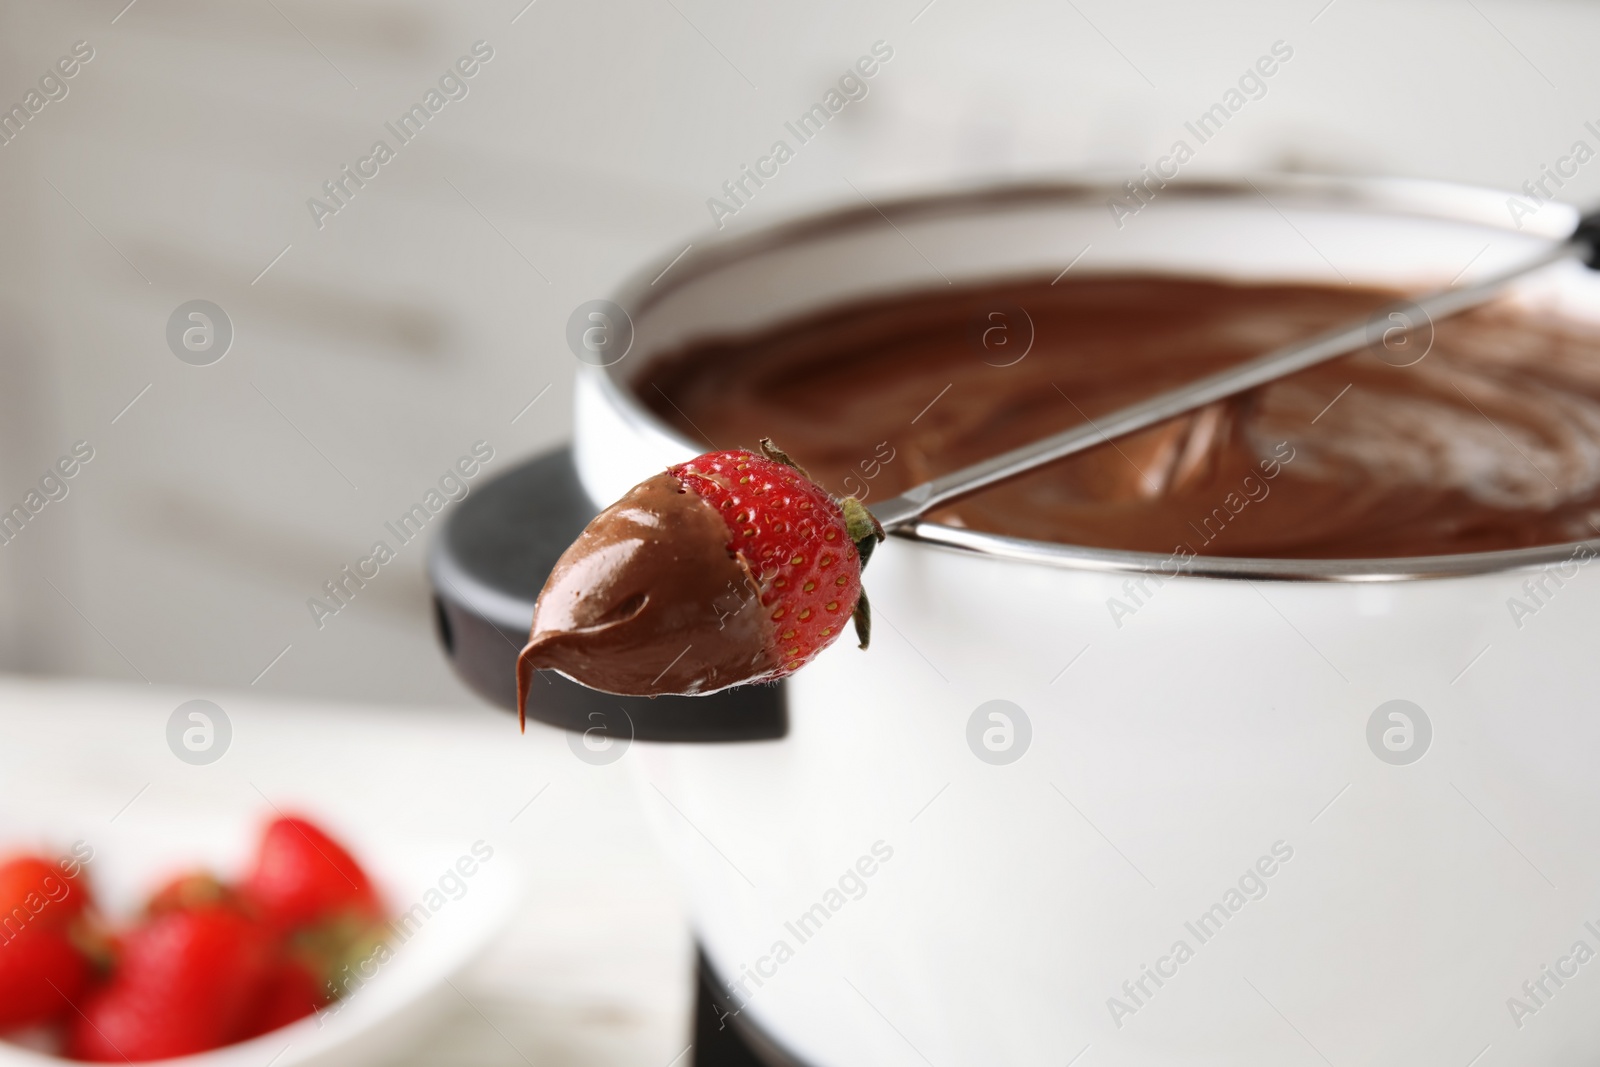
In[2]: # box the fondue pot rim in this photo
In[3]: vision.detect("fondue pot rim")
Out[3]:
[595,174,1593,583]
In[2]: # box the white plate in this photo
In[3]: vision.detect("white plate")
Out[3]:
[0,809,523,1067]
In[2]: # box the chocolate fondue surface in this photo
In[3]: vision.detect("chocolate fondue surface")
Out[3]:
[642,275,1600,559]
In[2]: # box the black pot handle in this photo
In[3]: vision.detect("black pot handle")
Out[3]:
[427,447,787,742]
[1572,206,1600,270]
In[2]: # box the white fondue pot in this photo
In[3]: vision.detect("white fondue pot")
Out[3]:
[576,178,1600,1065]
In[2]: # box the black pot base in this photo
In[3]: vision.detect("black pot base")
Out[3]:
[695,949,812,1067]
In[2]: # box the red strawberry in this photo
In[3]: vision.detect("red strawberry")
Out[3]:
[67,907,275,1062]
[0,852,95,1029]
[0,854,90,932]
[243,817,381,933]
[239,954,331,1038]
[518,439,883,706]
[670,443,882,673]
[0,925,91,1029]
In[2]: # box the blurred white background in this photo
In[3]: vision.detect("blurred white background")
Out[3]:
[1,0,1598,707]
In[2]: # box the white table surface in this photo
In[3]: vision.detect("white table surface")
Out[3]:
[0,674,694,1067]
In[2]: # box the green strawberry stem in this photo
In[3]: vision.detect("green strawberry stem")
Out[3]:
[852,588,873,650]
[839,496,884,555]
[757,438,811,479]
[839,498,883,650]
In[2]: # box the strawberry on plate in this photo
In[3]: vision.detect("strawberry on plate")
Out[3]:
[518,439,884,706]
[243,816,382,934]
[0,925,91,1031]
[67,906,275,1062]
[0,852,95,1030]
[0,854,90,932]
[238,953,332,1038]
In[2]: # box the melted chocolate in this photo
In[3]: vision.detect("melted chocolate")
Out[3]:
[518,472,778,705]
[644,275,1600,558]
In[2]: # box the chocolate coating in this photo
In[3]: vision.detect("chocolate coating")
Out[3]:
[645,275,1600,559]
[517,472,779,704]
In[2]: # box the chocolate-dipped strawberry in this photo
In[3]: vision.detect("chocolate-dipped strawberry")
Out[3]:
[516,440,883,717]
